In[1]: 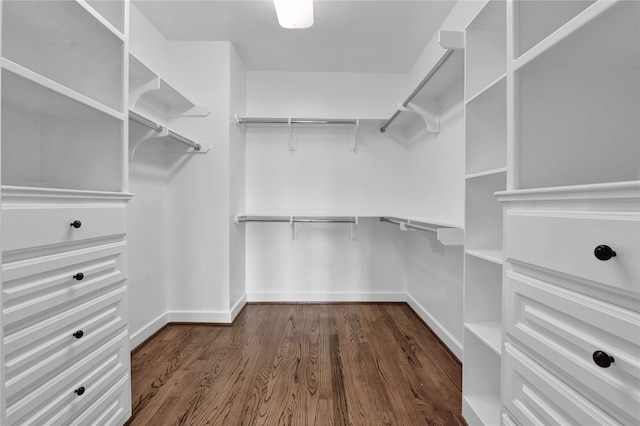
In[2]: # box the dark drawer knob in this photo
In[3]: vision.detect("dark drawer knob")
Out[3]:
[594,245,616,261]
[73,273,84,281]
[70,220,82,229]
[593,350,614,368]
[74,386,85,396]
[72,330,84,339]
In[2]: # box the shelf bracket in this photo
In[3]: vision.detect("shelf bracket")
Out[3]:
[350,120,359,152]
[288,118,297,152]
[438,30,465,50]
[350,217,358,241]
[130,78,161,110]
[290,216,298,240]
[399,102,440,134]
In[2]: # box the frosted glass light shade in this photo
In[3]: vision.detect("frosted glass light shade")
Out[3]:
[274,0,314,29]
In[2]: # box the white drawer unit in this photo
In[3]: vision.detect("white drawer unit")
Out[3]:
[1,204,127,253]
[498,182,640,425]
[2,242,126,326]
[5,332,129,426]
[505,270,640,424]
[503,343,627,425]
[505,211,640,294]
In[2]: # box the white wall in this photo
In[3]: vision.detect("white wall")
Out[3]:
[401,0,489,361]
[128,3,247,346]
[165,41,233,322]
[127,145,169,348]
[244,71,410,300]
[246,218,408,302]
[127,3,171,348]
[246,71,405,119]
[229,46,247,313]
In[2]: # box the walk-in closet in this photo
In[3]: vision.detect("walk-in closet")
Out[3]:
[0,0,638,424]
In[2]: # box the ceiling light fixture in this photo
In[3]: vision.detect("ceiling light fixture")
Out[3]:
[274,0,314,29]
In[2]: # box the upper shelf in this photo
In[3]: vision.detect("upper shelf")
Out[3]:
[129,54,210,118]
[236,116,362,151]
[380,216,464,246]
[380,30,465,135]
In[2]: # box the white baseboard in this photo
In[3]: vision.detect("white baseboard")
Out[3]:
[247,291,406,303]
[230,293,247,321]
[129,312,169,350]
[406,292,463,360]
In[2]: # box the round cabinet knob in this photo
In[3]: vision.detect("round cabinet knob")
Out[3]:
[72,330,84,339]
[594,245,616,261]
[70,220,82,229]
[73,273,84,281]
[74,386,85,396]
[593,350,614,368]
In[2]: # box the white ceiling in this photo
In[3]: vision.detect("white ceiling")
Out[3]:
[132,0,456,73]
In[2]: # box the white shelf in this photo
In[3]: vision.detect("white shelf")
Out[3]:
[381,46,464,136]
[465,249,503,265]
[129,55,210,117]
[514,0,595,59]
[465,322,502,355]
[381,217,464,246]
[2,0,124,111]
[463,394,501,426]
[516,0,639,189]
[2,66,123,192]
[83,0,126,37]
[513,0,621,72]
[1,59,124,121]
[466,167,507,180]
[465,0,506,101]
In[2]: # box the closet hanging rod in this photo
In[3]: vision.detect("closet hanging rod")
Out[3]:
[237,117,358,126]
[129,110,201,151]
[380,49,454,133]
[236,215,357,224]
[380,217,438,233]
[129,109,163,133]
[167,130,202,151]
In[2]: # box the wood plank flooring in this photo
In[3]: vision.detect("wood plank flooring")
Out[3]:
[127,303,464,426]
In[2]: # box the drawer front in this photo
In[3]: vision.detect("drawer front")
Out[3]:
[503,343,623,425]
[505,271,640,423]
[3,287,127,399]
[6,331,129,426]
[2,242,126,326]
[2,204,126,252]
[506,211,640,293]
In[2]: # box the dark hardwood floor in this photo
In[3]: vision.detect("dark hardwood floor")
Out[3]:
[127,303,464,425]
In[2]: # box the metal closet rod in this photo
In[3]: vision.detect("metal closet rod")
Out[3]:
[237,215,357,224]
[237,117,358,125]
[380,49,454,133]
[380,217,438,233]
[129,110,201,151]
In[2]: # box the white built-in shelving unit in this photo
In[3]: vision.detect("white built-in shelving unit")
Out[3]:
[128,54,211,159]
[462,1,507,425]
[495,1,639,424]
[460,0,639,425]
[0,1,132,424]
[1,0,126,192]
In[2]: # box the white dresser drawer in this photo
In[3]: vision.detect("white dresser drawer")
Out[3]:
[3,287,127,399]
[505,270,640,424]
[1,204,127,252]
[506,212,640,293]
[5,330,129,426]
[503,343,625,425]
[2,242,126,326]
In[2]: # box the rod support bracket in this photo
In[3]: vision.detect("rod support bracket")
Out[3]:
[399,102,439,134]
